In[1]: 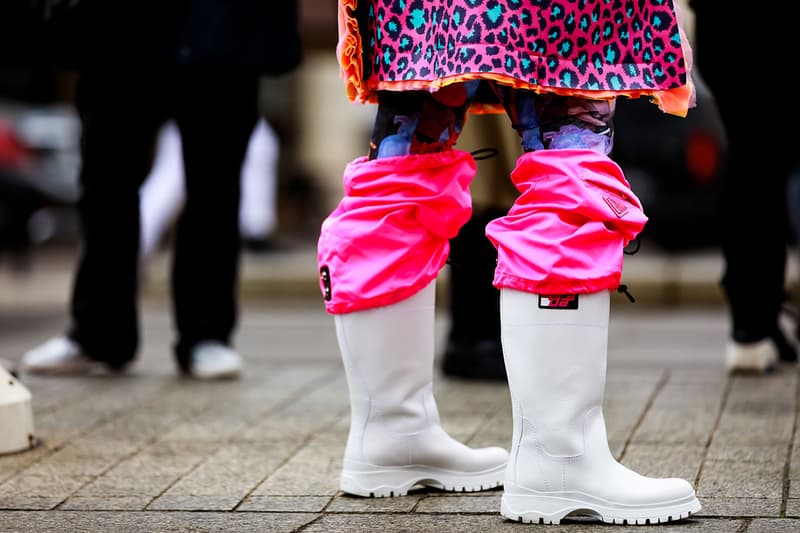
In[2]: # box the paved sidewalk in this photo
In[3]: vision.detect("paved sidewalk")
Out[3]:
[1,245,799,532]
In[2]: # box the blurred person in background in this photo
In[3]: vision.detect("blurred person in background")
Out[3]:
[139,116,282,263]
[690,1,799,373]
[317,0,700,524]
[440,114,519,381]
[20,0,302,379]
[0,2,77,261]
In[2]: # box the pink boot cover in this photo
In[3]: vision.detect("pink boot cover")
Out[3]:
[318,151,475,313]
[486,149,647,294]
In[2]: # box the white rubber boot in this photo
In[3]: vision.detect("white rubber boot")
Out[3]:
[0,365,36,455]
[335,281,509,497]
[500,289,700,525]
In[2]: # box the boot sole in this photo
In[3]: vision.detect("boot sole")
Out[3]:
[501,482,701,525]
[340,462,505,498]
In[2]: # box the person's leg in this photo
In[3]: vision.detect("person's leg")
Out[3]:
[318,83,509,497]
[442,112,520,380]
[443,204,507,379]
[171,67,259,375]
[717,134,795,369]
[693,5,796,371]
[66,69,164,369]
[488,87,700,524]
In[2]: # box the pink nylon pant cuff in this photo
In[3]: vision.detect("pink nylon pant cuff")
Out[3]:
[317,150,476,314]
[486,149,647,295]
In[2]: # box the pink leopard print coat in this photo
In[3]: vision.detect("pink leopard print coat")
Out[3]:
[337,0,693,115]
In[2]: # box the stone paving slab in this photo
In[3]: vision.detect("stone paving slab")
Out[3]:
[0,511,320,533]
[1,300,800,531]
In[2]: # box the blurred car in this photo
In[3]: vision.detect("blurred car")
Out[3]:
[0,2,82,257]
[0,100,81,254]
[612,73,727,252]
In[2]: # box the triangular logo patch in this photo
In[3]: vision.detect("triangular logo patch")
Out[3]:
[603,195,628,218]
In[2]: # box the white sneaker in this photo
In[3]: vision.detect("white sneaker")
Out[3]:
[21,337,98,375]
[188,341,243,380]
[726,338,778,374]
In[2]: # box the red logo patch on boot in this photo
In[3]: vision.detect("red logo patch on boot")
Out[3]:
[538,294,579,309]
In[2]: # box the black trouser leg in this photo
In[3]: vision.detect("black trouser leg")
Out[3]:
[719,154,789,338]
[694,8,796,361]
[68,70,165,368]
[442,207,507,380]
[171,68,259,371]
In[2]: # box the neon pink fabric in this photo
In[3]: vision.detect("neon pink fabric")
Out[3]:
[486,149,647,295]
[318,151,475,314]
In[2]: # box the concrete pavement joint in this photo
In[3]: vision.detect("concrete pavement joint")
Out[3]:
[619,369,669,463]
[695,377,734,494]
[779,376,800,517]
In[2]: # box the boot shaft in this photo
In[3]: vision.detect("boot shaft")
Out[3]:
[501,289,609,457]
[334,282,441,462]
